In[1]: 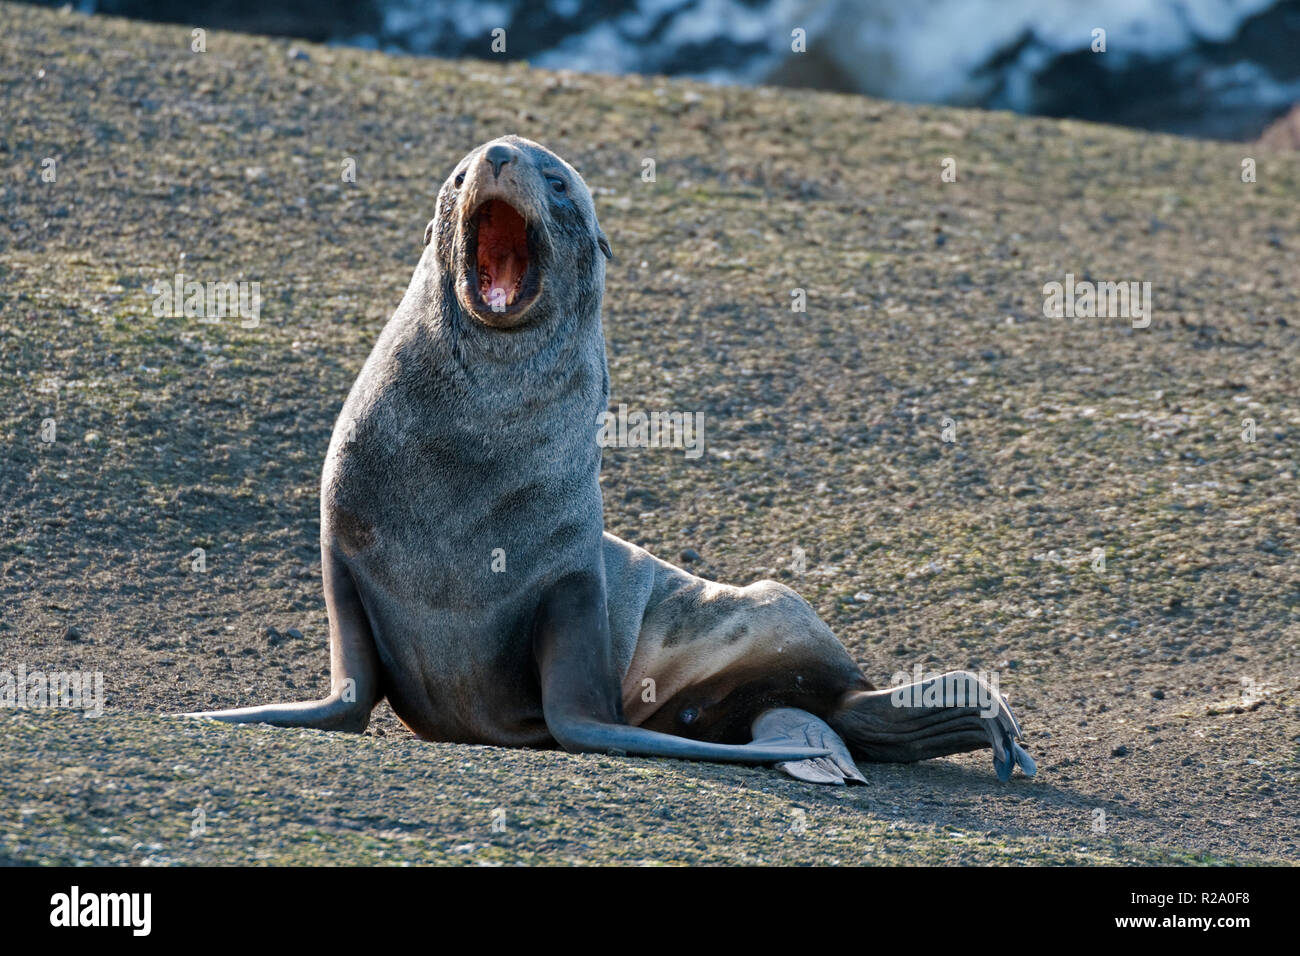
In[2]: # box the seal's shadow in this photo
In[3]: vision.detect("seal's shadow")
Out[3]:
[654,755,1132,839]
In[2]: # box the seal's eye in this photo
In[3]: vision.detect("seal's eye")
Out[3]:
[454,171,466,188]
[547,177,566,194]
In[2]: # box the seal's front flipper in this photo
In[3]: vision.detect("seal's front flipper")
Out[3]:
[173,548,380,733]
[752,708,867,785]
[534,572,832,765]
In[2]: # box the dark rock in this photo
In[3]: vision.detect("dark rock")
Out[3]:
[94,1,381,45]
[1111,744,1129,757]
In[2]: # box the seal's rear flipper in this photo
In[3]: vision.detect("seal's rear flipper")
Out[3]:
[534,571,831,766]
[828,671,1037,780]
[752,708,866,785]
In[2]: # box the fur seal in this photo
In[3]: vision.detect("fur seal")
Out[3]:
[184,135,1036,785]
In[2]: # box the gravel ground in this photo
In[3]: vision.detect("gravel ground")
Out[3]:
[0,2,1296,865]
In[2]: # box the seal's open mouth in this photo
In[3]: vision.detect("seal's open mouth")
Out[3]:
[465,199,541,321]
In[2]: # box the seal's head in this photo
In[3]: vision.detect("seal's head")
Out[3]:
[424,135,613,331]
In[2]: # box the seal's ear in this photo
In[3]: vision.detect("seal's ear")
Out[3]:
[424,218,436,247]
[597,231,613,261]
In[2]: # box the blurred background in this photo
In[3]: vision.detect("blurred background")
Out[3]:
[25,0,1300,141]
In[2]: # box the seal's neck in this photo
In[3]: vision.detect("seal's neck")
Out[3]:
[396,258,610,420]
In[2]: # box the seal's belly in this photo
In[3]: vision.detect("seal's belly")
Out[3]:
[360,579,553,746]
[356,532,662,745]
[330,435,606,745]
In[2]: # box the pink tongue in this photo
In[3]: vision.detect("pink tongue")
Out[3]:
[490,252,521,301]
[477,201,528,306]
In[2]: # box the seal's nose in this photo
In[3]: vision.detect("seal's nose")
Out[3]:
[484,144,516,179]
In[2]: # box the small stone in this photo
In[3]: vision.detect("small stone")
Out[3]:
[679,548,702,563]
[285,628,303,640]
[1111,744,1129,757]
[1151,689,1165,699]
[63,625,83,642]
[266,626,283,646]
[288,46,310,61]
[83,431,100,444]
